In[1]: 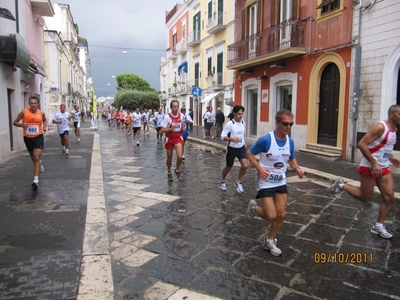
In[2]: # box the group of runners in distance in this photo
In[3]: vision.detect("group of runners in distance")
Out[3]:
[13,96,400,257]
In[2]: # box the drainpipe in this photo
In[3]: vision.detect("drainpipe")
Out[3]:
[308,16,313,55]
[15,0,19,33]
[351,4,363,163]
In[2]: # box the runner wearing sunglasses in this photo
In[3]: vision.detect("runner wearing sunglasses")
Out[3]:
[245,109,304,256]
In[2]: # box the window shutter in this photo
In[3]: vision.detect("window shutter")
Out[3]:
[292,0,299,19]
[257,0,264,32]
[241,8,247,39]
[271,0,279,26]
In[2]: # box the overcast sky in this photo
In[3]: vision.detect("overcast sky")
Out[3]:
[58,0,180,97]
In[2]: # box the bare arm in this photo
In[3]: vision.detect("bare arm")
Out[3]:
[42,112,48,133]
[13,110,25,128]
[246,149,270,180]
[288,158,304,179]
[357,123,385,164]
[357,123,385,177]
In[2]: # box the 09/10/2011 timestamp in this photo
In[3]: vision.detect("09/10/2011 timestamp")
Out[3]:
[314,252,373,264]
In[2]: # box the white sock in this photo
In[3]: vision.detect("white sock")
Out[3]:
[375,222,384,228]
[339,183,344,189]
[34,176,39,181]
[266,239,274,244]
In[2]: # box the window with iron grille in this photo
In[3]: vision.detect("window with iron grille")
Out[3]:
[317,0,340,15]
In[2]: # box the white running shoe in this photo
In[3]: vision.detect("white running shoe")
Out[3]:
[220,182,226,191]
[31,179,39,190]
[371,224,392,239]
[62,147,66,154]
[40,165,44,173]
[245,199,257,221]
[262,239,281,256]
[330,178,344,194]
[65,149,69,156]
[234,180,244,193]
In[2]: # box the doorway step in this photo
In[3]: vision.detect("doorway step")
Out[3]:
[299,143,342,160]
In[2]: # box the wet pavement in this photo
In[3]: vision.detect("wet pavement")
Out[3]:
[0,119,399,299]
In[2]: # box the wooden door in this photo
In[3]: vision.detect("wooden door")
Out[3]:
[318,63,340,146]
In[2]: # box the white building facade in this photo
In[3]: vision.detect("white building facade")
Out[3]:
[349,0,400,169]
[0,0,54,161]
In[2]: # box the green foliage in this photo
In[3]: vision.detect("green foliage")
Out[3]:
[116,74,156,92]
[114,90,159,110]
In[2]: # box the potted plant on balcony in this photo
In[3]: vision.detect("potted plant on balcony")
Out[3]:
[208,70,214,77]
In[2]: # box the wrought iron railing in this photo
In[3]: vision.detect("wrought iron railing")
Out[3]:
[227,18,306,66]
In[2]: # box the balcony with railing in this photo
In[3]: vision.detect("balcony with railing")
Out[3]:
[175,38,187,54]
[207,12,226,35]
[227,18,307,69]
[166,47,177,59]
[188,30,200,47]
[207,72,224,88]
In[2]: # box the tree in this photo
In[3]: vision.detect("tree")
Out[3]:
[116,74,156,92]
[114,90,159,111]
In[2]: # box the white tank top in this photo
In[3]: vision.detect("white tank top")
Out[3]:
[359,121,397,168]
[258,132,290,190]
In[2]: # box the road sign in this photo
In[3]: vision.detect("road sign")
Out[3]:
[191,87,203,97]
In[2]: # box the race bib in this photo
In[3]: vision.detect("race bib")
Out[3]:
[26,125,39,135]
[173,123,182,131]
[264,170,285,183]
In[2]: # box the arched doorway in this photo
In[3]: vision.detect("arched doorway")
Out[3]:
[318,63,340,146]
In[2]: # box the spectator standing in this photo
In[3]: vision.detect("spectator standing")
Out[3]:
[204,106,216,140]
[188,108,194,132]
[215,107,225,138]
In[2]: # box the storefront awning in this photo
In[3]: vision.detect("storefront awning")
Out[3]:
[0,34,30,70]
[201,91,223,103]
[28,63,47,77]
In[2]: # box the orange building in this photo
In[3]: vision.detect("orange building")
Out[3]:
[227,0,353,159]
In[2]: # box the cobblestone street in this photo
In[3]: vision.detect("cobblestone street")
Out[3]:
[0,119,398,299]
[97,121,400,300]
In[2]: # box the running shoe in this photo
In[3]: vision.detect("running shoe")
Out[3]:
[330,178,345,194]
[31,179,39,190]
[182,155,185,160]
[220,181,226,191]
[262,239,281,256]
[62,147,66,154]
[78,138,80,143]
[234,180,244,193]
[245,199,257,221]
[175,169,182,180]
[212,136,215,140]
[370,224,393,239]
[168,172,173,182]
[147,132,150,136]
[40,164,44,173]
[137,140,140,146]
[65,149,69,156]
